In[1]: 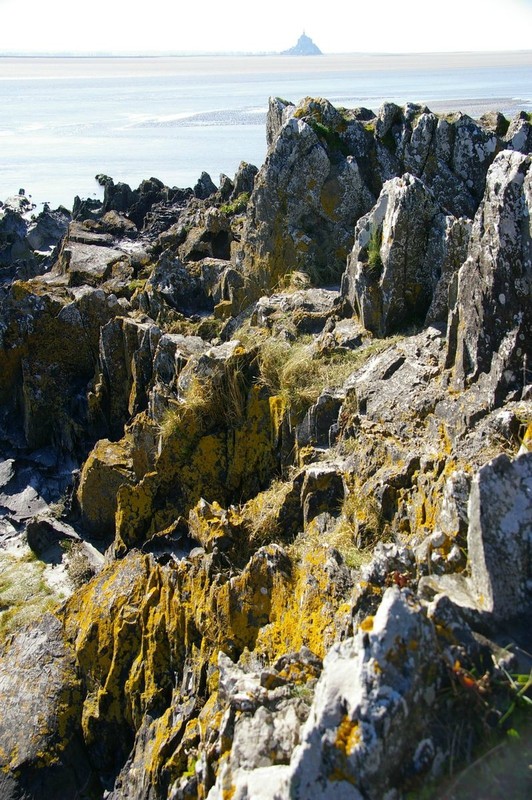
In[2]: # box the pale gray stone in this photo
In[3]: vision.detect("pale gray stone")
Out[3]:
[287,587,438,799]
[446,150,532,394]
[467,452,532,620]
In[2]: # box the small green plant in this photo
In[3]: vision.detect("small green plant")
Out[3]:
[305,119,350,157]
[127,278,147,295]
[220,192,250,216]
[498,668,532,728]
[290,681,316,703]
[366,225,383,280]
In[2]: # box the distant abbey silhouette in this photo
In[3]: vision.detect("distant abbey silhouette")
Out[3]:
[282,32,322,55]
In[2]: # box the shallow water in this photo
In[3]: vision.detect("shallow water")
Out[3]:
[1,51,531,210]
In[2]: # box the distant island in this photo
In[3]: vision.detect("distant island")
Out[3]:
[281,32,322,55]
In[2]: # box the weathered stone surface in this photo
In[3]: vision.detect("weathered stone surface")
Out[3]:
[284,587,438,799]
[343,327,445,425]
[447,150,532,395]
[0,613,94,799]
[194,171,217,199]
[231,161,259,199]
[25,510,81,554]
[97,316,161,435]
[506,111,532,154]
[342,173,444,335]
[239,98,375,293]
[254,286,339,335]
[55,223,128,287]
[424,214,471,325]
[150,332,209,409]
[76,437,136,538]
[296,389,345,450]
[266,97,295,148]
[0,279,122,449]
[467,452,532,620]
[300,462,345,527]
[0,204,70,282]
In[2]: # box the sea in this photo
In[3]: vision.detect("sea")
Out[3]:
[1,50,531,212]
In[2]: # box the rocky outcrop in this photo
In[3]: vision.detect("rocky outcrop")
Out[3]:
[446,149,532,396]
[1,99,532,800]
[342,173,444,334]
[0,202,70,283]
[239,98,530,297]
[239,98,376,292]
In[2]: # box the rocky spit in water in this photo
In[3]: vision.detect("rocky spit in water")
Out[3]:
[0,97,531,800]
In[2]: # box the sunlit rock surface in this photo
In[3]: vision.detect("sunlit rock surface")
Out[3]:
[0,98,531,800]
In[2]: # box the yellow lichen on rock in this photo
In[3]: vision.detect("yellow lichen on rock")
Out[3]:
[77,437,136,538]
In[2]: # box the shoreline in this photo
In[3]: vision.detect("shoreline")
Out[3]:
[2,50,531,210]
[1,50,532,79]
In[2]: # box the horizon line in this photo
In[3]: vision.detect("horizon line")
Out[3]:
[2,48,532,58]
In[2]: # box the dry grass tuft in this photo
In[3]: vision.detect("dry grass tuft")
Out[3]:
[243,477,295,547]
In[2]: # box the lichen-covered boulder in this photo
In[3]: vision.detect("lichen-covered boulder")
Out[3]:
[0,279,121,450]
[76,437,136,538]
[238,98,375,293]
[286,587,439,799]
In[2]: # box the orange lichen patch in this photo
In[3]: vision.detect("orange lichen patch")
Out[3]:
[77,437,137,538]
[255,544,346,661]
[520,421,532,452]
[335,715,362,757]
[114,472,159,555]
[109,375,289,555]
[359,615,374,633]
[53,514,350,788]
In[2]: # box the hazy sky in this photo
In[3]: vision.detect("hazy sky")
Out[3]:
[1,0,532,54]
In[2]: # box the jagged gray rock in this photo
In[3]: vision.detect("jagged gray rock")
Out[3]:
[239,98,375,292]
[1,97,532,800]
[98,317,161,428]
[342,173,443,335]
[467,451,532,620]
[286,587,439,799]
[0,613,94,799]
[446,149,532,395]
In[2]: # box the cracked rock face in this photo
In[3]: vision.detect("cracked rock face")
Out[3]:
[342,173,443,335]
[446,150,532,393]
[467,451,532,620]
